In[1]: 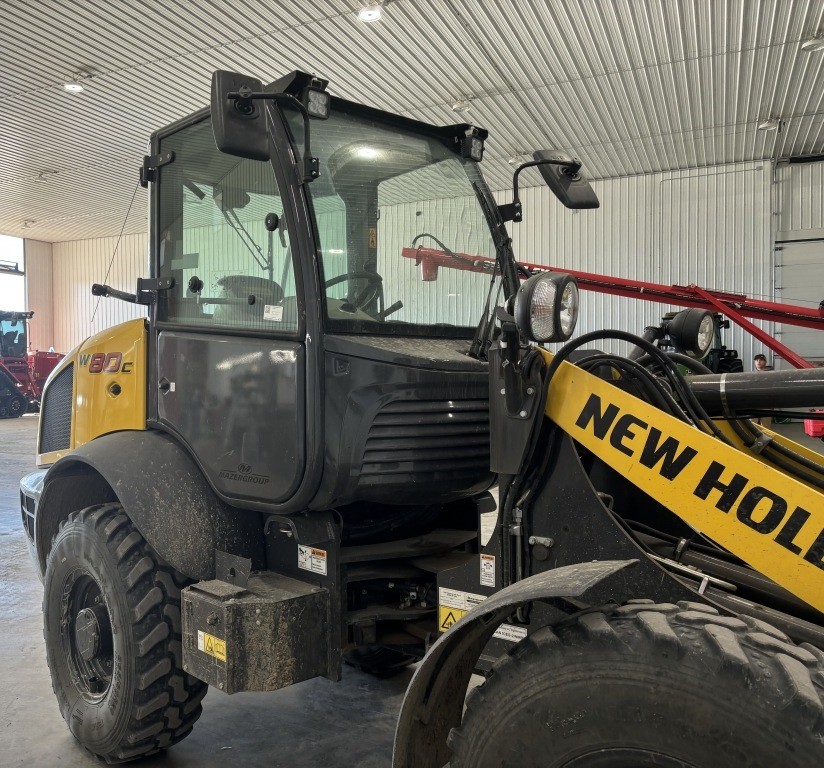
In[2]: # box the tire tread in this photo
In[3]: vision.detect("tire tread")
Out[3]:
[448,601,824,767]
[44,503,207,763]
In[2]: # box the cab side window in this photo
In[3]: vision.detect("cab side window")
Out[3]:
[157,119,299,333]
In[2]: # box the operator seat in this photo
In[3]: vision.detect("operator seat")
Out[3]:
[214,275,284,324]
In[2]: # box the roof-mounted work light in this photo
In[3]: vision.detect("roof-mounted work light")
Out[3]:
[303,80,330,119]
[460,127,485,162]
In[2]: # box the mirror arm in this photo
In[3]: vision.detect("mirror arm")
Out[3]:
[497,157,583,223]
[226,89,320,183]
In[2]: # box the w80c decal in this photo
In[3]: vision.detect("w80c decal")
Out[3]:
[79,352,133,374]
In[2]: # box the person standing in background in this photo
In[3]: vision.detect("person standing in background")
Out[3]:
[753,354,774,371]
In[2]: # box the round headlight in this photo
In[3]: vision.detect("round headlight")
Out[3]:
[514,272,579,343]
[666,308,715,359]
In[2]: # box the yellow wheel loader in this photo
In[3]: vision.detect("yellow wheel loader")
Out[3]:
[20,68,824,766]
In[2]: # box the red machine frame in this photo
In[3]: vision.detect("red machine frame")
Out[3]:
[0,310,63,407]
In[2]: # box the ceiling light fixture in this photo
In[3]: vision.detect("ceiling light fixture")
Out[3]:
[63,70,91,92]
[451,98,472,113]
[801,36,824,52]
[358,4,382,22]
[757,118,780,131]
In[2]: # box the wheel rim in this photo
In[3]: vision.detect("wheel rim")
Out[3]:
[63,572,114,700]
[9,397,23,415]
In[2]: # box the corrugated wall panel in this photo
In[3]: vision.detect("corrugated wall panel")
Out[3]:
[495,161,771,365]
[777,161,824,232]
[52,233,148,353]
[23,238,54,351]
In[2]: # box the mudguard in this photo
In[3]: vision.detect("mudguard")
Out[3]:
[34,430,264,580]
[392,559,636,768]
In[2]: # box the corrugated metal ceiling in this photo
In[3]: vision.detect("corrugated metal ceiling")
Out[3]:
[0,0,821,242]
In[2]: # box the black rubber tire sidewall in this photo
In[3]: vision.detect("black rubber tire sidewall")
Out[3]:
[449,607,824,768]
[44,515,137,755]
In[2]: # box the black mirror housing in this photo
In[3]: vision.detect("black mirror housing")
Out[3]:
[210,70,269,161]
[533,150,599,209]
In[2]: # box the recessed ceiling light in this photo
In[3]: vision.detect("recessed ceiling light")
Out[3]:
[801,36,824,52]
[358,5,382,22]
[757,118,780,131]
[451,99,472,113]
[63,81,84,93]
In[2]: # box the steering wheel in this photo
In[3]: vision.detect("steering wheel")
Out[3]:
[324,271,383,311]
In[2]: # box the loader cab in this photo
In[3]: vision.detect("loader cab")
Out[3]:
[148,71,511,516]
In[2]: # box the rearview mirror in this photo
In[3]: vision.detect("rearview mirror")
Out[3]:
[533,150,599,209]
[210,70,269,161]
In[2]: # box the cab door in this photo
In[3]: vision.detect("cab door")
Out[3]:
[151,115,305,505]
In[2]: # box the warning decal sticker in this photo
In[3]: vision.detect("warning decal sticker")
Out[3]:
[438,586,527,642]
[298,545,328,576]
[438,605,465,631]
[493,624,528,643]
[480,553,495,587]
[197,630,227,662]
[438,587,485,633]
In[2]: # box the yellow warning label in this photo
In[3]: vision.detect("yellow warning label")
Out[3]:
[438,605,466,632]
[368,228,377,248]
[197,630,227,662]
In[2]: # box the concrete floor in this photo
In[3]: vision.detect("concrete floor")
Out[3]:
[0,416,408,768]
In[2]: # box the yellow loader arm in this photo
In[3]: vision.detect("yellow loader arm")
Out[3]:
[543,351,824,614]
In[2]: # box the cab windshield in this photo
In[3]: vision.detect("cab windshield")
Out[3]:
[297,106,503,338]
[0,318,26,357]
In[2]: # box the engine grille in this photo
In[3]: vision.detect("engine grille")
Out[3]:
[40,363,73,454]
[361,398,490,485]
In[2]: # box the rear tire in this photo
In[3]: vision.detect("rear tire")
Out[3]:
[717,356,744,373]
[448,600,824,767]
[43,504,207,763]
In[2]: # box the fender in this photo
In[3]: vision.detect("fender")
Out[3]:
[392,559,637,768]
[35,430,264,580]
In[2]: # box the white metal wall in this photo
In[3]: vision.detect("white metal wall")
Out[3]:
[23,238,54,352]
[777,161,824,233]
[774,160,824,366]
[495,161,772,365]
[51,233,148,353]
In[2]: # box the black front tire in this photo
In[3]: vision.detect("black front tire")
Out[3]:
[43,504,207,763]
[448,600,824,767]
